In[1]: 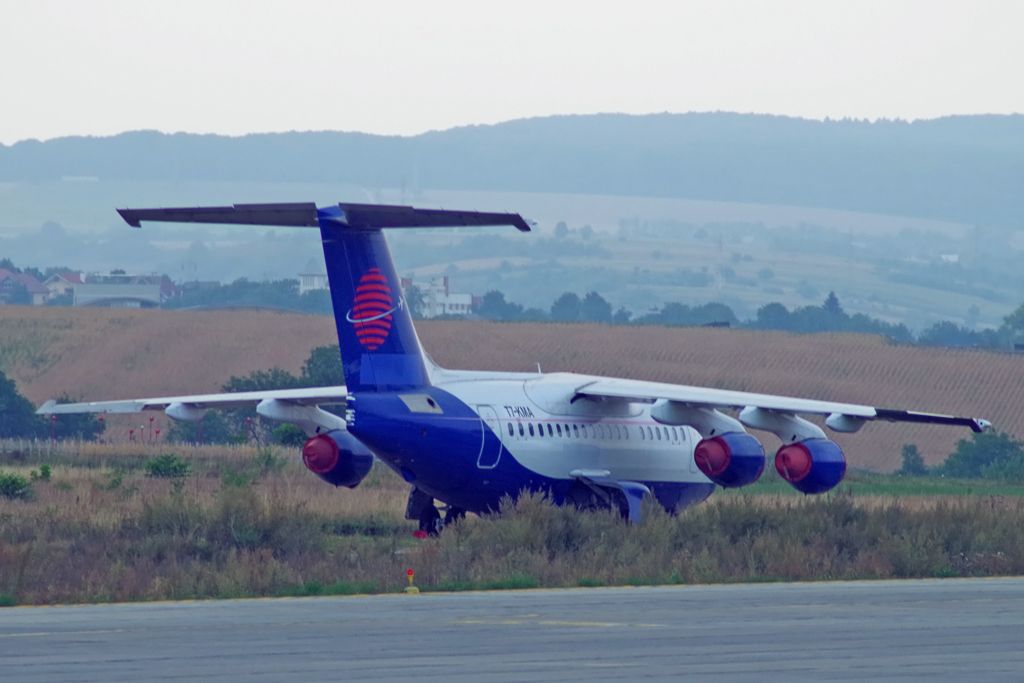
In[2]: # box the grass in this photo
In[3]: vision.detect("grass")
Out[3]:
[723,468,1024,498]
[3,441,1024,606]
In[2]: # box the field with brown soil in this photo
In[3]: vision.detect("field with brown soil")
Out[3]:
[1,306,1021,470]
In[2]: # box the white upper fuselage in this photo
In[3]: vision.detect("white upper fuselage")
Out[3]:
[429,366,711,485]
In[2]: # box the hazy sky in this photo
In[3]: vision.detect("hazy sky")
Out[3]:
[1,1,1021,144]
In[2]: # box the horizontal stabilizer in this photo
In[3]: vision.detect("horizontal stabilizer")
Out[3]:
[118,203,319,228]
[118,202,532,232]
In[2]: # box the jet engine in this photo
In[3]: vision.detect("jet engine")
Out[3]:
[301,430,373,488]
[774,438,846,494]
[693,433,765,488]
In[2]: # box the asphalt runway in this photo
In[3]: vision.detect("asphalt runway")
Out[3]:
[2,578,1023,682]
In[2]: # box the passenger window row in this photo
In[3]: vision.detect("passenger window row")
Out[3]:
[505,421,684,443]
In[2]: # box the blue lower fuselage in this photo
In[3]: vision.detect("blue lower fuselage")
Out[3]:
[348,380,716,514]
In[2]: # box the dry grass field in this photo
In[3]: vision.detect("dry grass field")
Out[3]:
[2,442,1023,606]
[1,306,1021,469]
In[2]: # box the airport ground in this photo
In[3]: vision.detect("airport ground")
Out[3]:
[2,578,1022,681]
[1,442,1023,607]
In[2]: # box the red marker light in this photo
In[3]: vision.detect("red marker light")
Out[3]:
[406,568,415,577]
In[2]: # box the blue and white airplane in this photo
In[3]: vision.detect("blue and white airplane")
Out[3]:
[39,202,991,533]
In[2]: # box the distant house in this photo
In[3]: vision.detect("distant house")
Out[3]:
[298,259,329,294]
[43,271,84,300]
[0,269,48,305]
[403,275,473,318]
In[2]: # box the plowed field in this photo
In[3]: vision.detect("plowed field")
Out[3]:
[1,306,1019,470]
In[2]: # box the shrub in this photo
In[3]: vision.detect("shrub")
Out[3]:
[939,432,1024,480]
[271,424,307,447]
[898,444,928,476]
[145,453,191,479]
[0,472,32,499]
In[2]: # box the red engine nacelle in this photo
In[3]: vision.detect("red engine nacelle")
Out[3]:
[301,430,373,488]
[693,432,765,488]
[775,438,846,494]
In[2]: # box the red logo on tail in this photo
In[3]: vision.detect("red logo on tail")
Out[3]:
[346,268,397,351]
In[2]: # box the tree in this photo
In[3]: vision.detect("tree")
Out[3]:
[167,409,241,444]
[222,367,303,393]
[301,345,345,386]
[0,372,43,437]
[897,444,928,476]
[550,292,581,322]
[1004,302,1024,334]
[612,306,631,324]
[404,284,426,319]
[554,221,569,239]
[938,431,1024,480]
[579,291,612,323]
[823,291,844,316]
[477,290,522,321]
[6,283,31,306]
[51,394,106,441]
[755,302,791,329]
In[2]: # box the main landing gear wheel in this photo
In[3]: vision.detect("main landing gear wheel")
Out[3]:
[418,504,443,536]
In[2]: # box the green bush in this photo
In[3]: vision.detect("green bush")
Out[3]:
[939,431,1024,481]
[0,472,33,500]
[898,444,928,476]
[144,454,191,479]
[271,424,307,447]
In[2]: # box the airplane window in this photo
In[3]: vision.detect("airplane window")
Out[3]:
[547,424,553,436]
[671,427,678,441]
[572,424,579,438]
[556,424,563,437]
[646,426,654,440]
[563,424,570,437]
[625,426,630,440]
[655,427,662,441]
[508,423,514,436]
[528,424,535,437]
[663,427,670,441]
[538,424,544,437]
[639,426,645,440]
[518,423,525,436]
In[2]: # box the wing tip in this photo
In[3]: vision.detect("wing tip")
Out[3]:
[36,399,57,415]
[117,208,142,228]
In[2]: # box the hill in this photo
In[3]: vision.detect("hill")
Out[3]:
[2,112,1022,227]
[1,306,1018,471]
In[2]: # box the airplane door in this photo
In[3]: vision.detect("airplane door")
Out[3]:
[477,405,504,469]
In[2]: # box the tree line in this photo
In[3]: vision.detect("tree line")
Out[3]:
[476,288,1024,351]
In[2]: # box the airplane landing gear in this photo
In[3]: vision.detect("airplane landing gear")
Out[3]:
[418,504,443,536]
[406,487,466,536]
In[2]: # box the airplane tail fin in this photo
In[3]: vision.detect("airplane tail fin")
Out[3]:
[117,202,530,393]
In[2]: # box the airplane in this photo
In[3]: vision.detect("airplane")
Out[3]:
[38,202,992,534]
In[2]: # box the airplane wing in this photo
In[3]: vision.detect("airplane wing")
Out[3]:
[36,386,348,416]
[573,378,991,433]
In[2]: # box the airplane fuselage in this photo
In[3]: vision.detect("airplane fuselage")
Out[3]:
[349,370,717,514]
